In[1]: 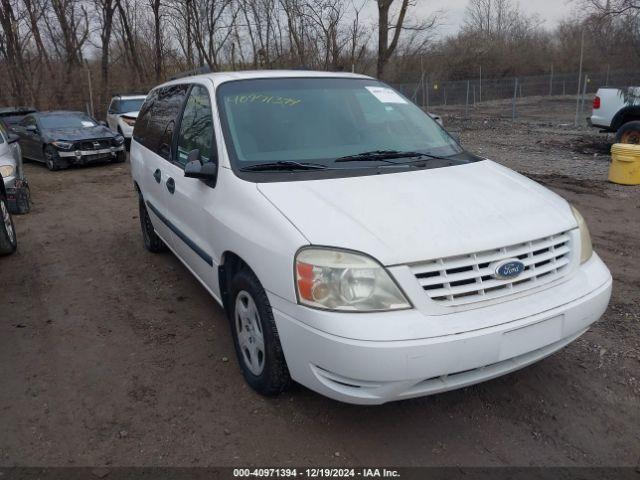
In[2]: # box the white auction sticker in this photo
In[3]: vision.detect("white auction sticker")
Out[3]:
[365,86,408,104]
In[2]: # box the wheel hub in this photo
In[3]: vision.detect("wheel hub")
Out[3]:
[234,291,265,375]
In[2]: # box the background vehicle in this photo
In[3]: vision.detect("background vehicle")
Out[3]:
[0,172,17,255]
[13,111,126,170]
[106,94,147,147]
[0,107,38,132]
[0,123,30,214]
[590,86,640,143]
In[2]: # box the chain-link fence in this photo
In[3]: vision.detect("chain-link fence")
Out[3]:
[391,70,640,124]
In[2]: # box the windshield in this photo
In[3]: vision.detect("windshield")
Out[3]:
[40,113,97,130]
[118,99,145,113]
[217,78,461,170]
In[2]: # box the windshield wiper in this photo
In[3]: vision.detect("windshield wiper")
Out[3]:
[240,161,329,172]
[334,150,433,163]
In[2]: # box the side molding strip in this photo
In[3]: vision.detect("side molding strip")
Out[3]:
[146,200,213,267]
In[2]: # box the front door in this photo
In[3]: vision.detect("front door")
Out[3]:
[16,116,40,160]
[163,82,221,300]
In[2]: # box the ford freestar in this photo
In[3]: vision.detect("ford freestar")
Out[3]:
[130,71,612,404]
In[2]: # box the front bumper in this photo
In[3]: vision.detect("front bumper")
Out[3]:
[58,145,125,163]
[117,120,135,138]
[270,254,612,404]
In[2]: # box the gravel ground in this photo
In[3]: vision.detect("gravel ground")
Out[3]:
[0,96,639,468]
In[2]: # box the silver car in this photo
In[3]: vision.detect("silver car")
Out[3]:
[0,123,30,214]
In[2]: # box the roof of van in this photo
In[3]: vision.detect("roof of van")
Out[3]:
[159,70,373,89]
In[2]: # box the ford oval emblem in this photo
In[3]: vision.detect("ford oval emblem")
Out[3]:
[492,259,525,280]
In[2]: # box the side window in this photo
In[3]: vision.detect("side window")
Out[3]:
[134,90,157,148]
[20,116,35,127]
[146,85,188,160]
[175,84,215,167]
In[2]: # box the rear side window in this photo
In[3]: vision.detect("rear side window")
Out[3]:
[150,86,188,159]
[134,91,157,146]
[135,85,188,159]
[109,99,120,113]
[175,85,215,167]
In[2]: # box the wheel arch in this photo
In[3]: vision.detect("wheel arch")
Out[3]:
[612,106,640,131]
[218,251,254,314]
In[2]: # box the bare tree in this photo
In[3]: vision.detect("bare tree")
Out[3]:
[376,0,437,79]
[95,0,117,106]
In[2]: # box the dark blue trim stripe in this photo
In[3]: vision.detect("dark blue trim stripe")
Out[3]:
[146,200,213,267]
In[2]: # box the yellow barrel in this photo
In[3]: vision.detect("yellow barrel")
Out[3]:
[609,143,640,185]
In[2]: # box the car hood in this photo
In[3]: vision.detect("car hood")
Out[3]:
[45,125,116,141]
[257,160,577,265]
[120,111,139,119]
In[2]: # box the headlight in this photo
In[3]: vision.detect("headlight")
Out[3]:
[121,117,136,127]
[0,164,15,178]
[571,205,593,263]
[52,141,74,150]
[295,247,411,312]
[114,135,125,145]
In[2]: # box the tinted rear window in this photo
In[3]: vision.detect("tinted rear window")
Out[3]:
[134,85,187,159]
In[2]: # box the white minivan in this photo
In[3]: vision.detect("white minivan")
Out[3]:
[130,71,612,405]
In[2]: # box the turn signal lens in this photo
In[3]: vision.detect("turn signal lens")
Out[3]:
[295,248,411,312]
[571,205,593,263]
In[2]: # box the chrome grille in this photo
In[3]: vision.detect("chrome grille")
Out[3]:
[411,231,573,307]
[75,139,112,150]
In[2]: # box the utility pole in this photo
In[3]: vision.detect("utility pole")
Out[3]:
[549,64,554,96]
[575,28,585,127]
[85,61,94,119]
[512,78,518,121]
[479,65,483,103]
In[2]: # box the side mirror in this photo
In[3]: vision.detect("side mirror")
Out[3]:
[7,133,20,144]
[26,125,38,133]
[98,120,107,127]
[184,149,217,186]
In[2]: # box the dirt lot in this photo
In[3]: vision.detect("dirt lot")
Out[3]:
[1,96,639,468]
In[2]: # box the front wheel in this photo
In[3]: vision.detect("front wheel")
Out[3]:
[113,151,126,163]
[229,268,290,396]
[615,121,640,144]
[0,196,17,255]
[44,145,67,171]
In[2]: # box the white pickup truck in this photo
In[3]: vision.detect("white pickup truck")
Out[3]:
[590,87,640,143]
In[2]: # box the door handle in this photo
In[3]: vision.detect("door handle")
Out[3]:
[153,169,161,183]
[166,177,175,194]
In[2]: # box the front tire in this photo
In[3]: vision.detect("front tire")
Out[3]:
[615,121,640,144]
[44,145,67,171]
[0,196,17,255]
[113,151,126,163]
[139,195,166,253]
[229,268,290,396]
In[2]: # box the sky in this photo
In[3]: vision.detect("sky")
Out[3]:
[361,0,577,37]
